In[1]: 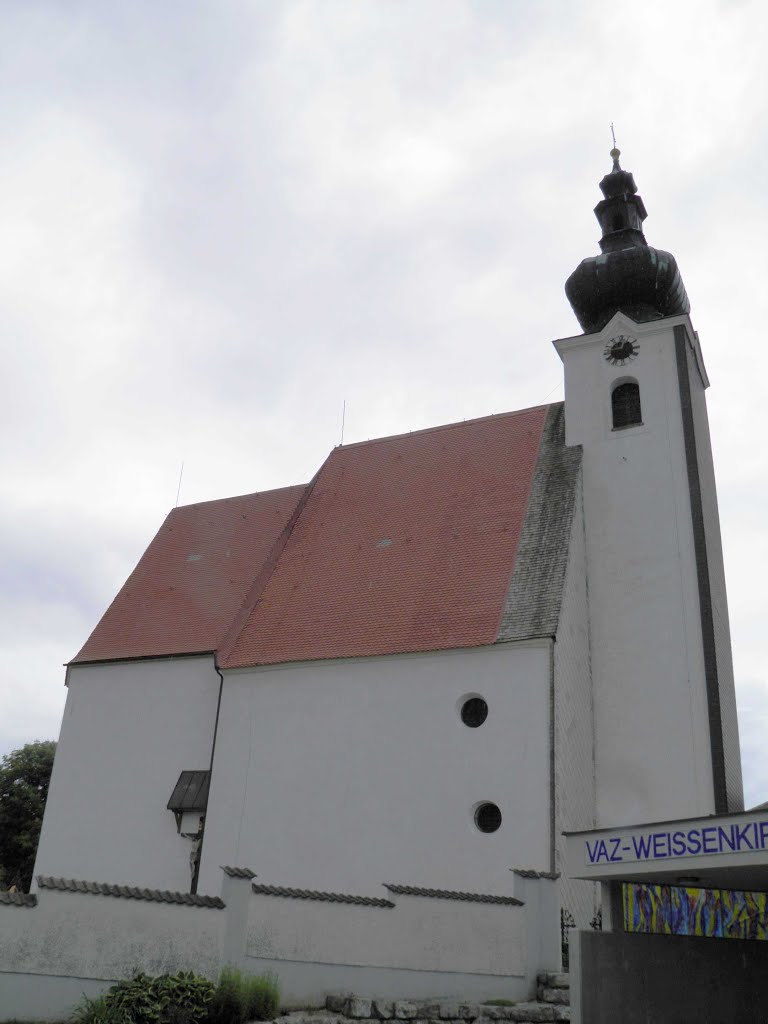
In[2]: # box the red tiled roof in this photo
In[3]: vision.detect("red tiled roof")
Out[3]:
[220,405,549,667]
[74,405,556,668]
[73,485,308,663]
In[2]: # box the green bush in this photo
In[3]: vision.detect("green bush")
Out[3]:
[205,967,280,1024]
[71,971,215,1024]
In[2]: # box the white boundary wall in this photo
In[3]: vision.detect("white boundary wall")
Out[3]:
[0,871,559,1020]
[0,888,223,1020]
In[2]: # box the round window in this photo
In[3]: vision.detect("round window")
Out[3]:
[474,802,502,833]
[460,696,488,728]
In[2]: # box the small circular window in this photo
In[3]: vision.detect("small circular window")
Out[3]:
[474,802,502,833]
[460,696,488,728]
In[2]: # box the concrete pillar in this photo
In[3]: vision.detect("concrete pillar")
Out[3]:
[220,866,256,967]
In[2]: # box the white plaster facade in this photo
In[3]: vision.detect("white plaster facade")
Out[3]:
[552,472,598,928]
[34,656,221,891]
[200,643,551,895]
[34,643,553,901]
[554,311,743,828]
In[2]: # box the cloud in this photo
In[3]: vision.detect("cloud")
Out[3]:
[736,677,768,808]
[0,0,766,810]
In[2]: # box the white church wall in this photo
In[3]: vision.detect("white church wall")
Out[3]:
[556,313,717,828]
[33,656,221,892]
[685,334,744,811]
[200,644,551,896]
[552,474,598,930]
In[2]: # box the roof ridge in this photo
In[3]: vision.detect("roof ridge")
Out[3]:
[336,403,559,451]
[215,464,326,667]
[173,482,307,513]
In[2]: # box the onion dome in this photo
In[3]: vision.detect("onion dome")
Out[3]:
[565,148,690,333]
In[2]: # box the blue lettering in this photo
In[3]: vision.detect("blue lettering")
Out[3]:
[718,826,736,852]
[609,837,623,862]
[587,839,614,863]
[671,831,687,856]
[735,823,754,851]
[759,821,768,849]
[652,832,669,859]
[632,834,653,859]
[702,827,718,854]
[687,829,702,854]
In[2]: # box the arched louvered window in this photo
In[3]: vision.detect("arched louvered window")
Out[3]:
[612,380,642,429]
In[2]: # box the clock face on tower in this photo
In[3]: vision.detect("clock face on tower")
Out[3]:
[604,334,639,366]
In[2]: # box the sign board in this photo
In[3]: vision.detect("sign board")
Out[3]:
[566,811,768,882]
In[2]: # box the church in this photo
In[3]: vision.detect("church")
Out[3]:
[31,149,743,981]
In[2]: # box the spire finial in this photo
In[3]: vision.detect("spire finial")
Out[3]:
[609,123,621,170]
[565,145,691,332]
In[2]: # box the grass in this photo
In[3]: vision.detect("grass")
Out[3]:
[205,967,280,1024]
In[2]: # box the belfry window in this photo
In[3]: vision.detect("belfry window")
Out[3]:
[612,380,642,429]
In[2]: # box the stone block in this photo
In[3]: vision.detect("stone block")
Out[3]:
[326,997,349,1014]
[348,999,373,1019]
[545,973,569,989]
[280,1016,340,1024]
[480,1009,504,1021]
[419,1004,441,1019]
[506,1005,555,1023]
[552,1008,571,1022]
[394,1002,418,1020]
[438,1005,459,1020]
[458,1005,480,1021]
[541,989,569,1006]
[373,1001,394,1020]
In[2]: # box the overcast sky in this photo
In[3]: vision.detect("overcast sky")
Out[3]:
[1,0,766,807]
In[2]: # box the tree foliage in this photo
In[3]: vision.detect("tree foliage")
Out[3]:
[0,739,56,891]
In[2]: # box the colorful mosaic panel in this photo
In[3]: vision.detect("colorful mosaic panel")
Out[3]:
[624,883,768,940]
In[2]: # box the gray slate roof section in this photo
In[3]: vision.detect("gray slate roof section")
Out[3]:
[384,884,523,906]
[498,402,582,642]
[222,866,257,879]
[251,883,394,908]
[37,876,224,908]
[0,891,37,907]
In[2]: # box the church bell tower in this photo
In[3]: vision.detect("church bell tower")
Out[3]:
[555,149,743,828]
